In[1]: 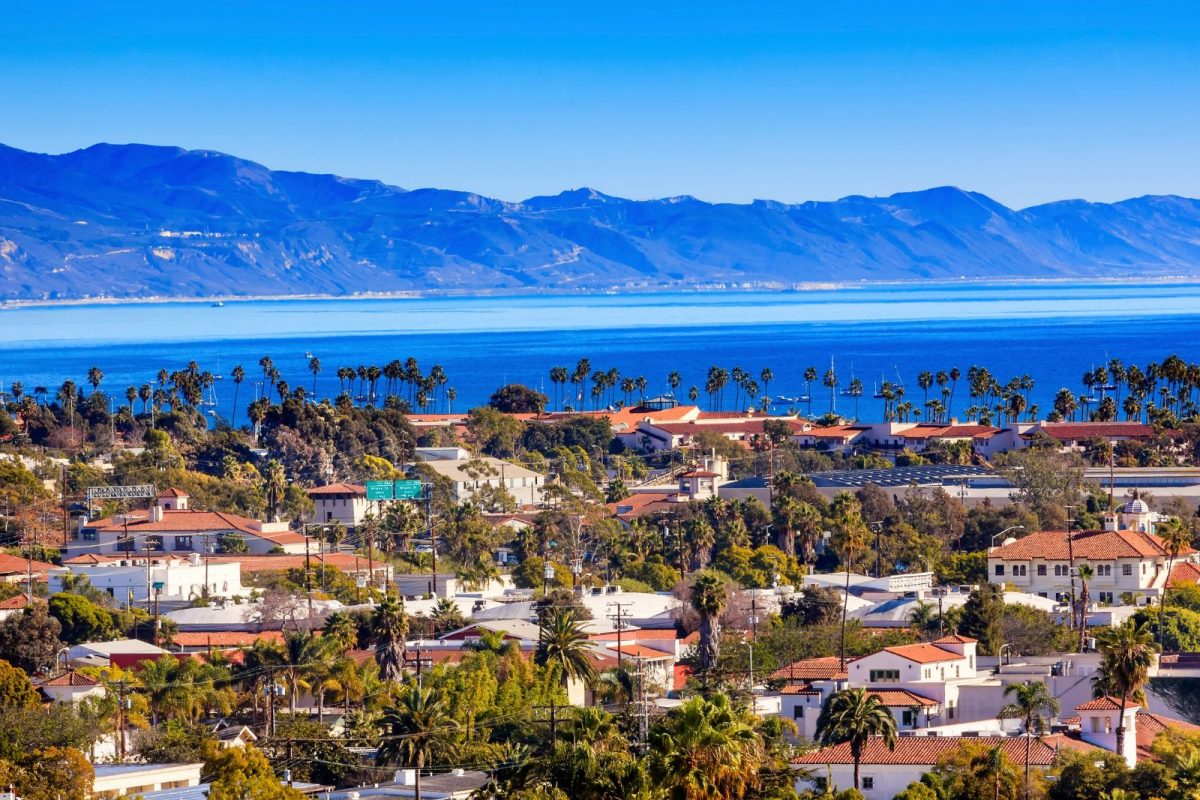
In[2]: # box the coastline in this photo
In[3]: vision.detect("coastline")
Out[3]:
[3,274,1198,311]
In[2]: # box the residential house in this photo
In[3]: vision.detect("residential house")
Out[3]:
[34,671,105,704]
[307,483,368,528]
[51,553,245,606]
[69,489,309,558]
[987,496,1195,607]
[91,763,204,799]
[416,457,545,506]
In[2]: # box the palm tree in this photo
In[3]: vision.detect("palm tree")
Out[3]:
[379,683,460,800]
[689,571,727,687]
[823,363,838,414]
[649,694,765,800]
[1093,619,1160,758]
[1158,516,1193,647]
[831,493,870,668]
[374,595,409,682]
[280,631,332,715]
[1076,564,1094,652]
[998,681,1059,800]
[535,607,598,690]
[308,356,321,398]
[322,611,359,651]
[230,365,245,427]
[815,687,898,791]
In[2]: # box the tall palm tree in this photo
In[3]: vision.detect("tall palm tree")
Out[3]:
[1094,619,1160,757]
[1076,564,1094,652]
[689,571,728,687]
[308,356,321,398]
[374,595,409,682]
[1158,516,1193,647]
[814,687,898,791]
[535,607,598,690]
[998,681,1059,800]
[221,364,242,427]
[379,683,460,800]
[831,493,870,668]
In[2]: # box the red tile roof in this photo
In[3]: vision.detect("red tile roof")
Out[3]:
[1168,562,1200,589]
[172,631,285,648]
[1136,710,1200,760]
[158,488,189,498]
[932,634,977,645]
[613,644,675,660]
[307,483,366,496]
[779,684,823,695]
[36,671,98,687]
[1075,696,1140,711]
[1037,422,1156,441]
[990,529,1191,561]
[900,424,999,441]
[608,492,677,520]
[882,643,963,664]
[0,594,32,610]
[88,508,289,538]
[794,735,1061,766]
[771,656,849,681]
[0,553,57,576]
[869,689,940,707]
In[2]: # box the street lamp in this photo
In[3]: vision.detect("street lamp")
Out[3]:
[990,525,1024,551]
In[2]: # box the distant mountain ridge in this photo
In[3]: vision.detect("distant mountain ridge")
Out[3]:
[2,142,1200,301]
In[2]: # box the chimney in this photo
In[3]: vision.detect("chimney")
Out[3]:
[394,769,417,785]
[150,505,164,523]
[188,552,201,567]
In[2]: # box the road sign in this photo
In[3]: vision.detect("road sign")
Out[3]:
[365,481,394,501]
[394,480,423,500]
[87,484,155,501]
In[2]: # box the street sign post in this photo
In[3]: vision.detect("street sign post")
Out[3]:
[365,481,394,501]
[394,480,423,500]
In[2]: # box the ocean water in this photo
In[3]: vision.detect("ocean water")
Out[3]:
[3,282,1200,421]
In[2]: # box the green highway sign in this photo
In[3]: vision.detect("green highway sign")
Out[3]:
[365,480,394,501]
[394,480,423,500]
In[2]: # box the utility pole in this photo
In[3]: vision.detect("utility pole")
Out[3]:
[1065,504,1079,631]
[871,520,883,579]
[304,533,314,623]
[608,602,631,670]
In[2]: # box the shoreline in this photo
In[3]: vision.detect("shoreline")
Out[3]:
[3,274,1199,310]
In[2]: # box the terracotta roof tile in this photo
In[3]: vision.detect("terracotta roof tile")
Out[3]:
[770,656,849,681]
[882,643,963,664]
[0,553,56,575]
[869,689,940,707]
[1168,562,1200,589]
[36,671,98,687]
[933,634,977,645]
[307,483,366,496]
[794,735,1062,766]
[990,529,1191,561]
[1136,710,1200,760]
[1075,696,1140,711]
[1037,422,1156,440]
[172,631,285,648]
[779,683,822,695]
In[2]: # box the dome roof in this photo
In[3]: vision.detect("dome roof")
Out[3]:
[1123,498,1150,514]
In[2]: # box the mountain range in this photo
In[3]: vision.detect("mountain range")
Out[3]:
[2,142,1200,302]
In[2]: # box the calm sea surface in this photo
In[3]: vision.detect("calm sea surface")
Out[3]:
[3,282,1200,420]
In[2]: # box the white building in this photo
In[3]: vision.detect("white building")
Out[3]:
[69,489,309,558]
[91,763,203,799]
[34,671,105,704]
[987,496,1195,607]
[793,735,1062,800]
[416,457,545,506]
[308,482,368,528]
[50,553,245,606]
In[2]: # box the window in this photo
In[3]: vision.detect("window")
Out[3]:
[174,536,193,551]
[869,670,900,683]
[1037,565,1047,576]
[995,564,1005,576]
[1095,564,1112,577]
[1017,565,1027,576]
[1098,592,1114,604]
[793,704,804,719]
[1124,564,1134,576]
[1054,565,1066,576]
[82,529,98,542]
[902,709,914,726]
[862,777,874,790]
[145,536,163,552]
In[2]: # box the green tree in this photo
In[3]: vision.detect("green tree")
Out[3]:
[1093,619,1159,758]
[815,687,898,791]
[649,693,767,800]
[203,741,304,800]
[689,570,728,687]
[1158,517,1194,647]
[960,584,1005,656]
[536,607,598,691]
[374,595,409,682]
[49,592,116,645]
[379,683,460,800]
[0,601,64,673]
[0,658,38,709]
[998,681,1059,800]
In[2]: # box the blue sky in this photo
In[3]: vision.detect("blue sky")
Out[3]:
[3,1,1198,207]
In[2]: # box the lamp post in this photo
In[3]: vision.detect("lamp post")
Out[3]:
[990,525,1025,551]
